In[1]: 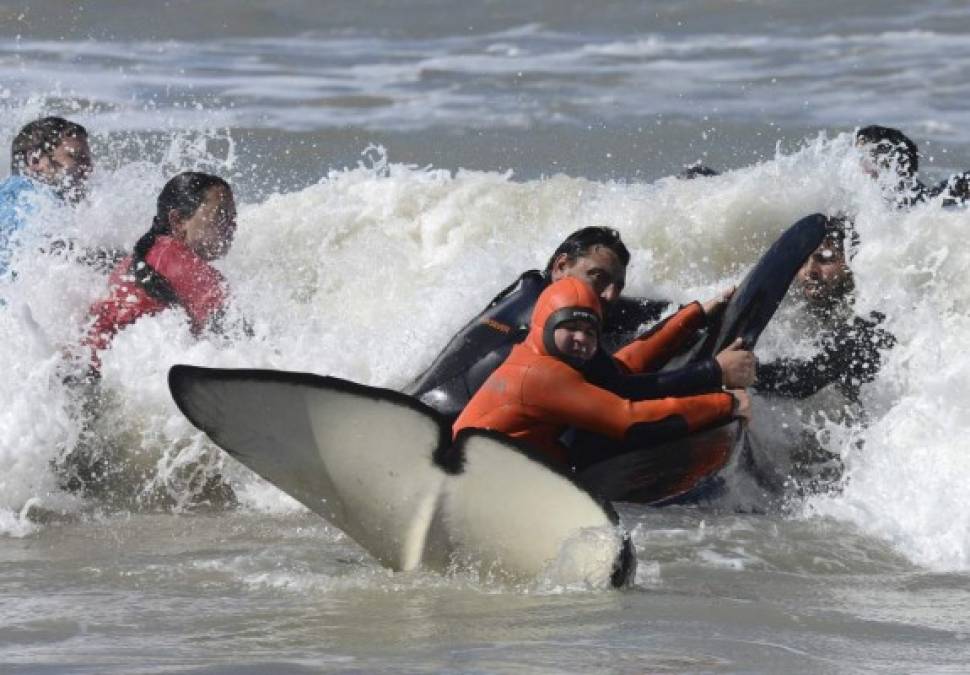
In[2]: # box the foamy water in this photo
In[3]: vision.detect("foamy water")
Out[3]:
[3,1,970,669]
[1,131,968,577]
[2,136,969,671]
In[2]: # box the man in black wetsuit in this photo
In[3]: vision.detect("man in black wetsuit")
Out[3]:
[756,216,895,401]
[855,125,938,208]
[856,125,970,208]
[406,226,756,420]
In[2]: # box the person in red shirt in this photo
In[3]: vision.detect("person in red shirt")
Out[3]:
[84,171,237,368]
[454,277,749,466]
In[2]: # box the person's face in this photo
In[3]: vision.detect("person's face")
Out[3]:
[797,238,852,306]
[857,140,910,180]
[550,245,626,305]
[29,136,94,199]
[553,319,598,361]
[172,185,237,261]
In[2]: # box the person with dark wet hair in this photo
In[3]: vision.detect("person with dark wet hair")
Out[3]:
[755,215,895,401]
[9,117,93,192]
[82,171,238,369]
[542,225,631,275]
[61,172,239,505]
[856,126,919,178]
[0,117,94,278]
[855,125,970,209]
[406,225,756,421]
[855,125,929,207]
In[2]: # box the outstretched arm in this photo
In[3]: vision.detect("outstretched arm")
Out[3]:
[612,302,707,373]
[756,317,894,400]
[755,355,832,399]
[522,361,736,443]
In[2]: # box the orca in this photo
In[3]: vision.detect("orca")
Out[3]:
[168,366,636,587]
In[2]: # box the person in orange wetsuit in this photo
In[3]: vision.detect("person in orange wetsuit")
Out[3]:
[454,276,750,465]
[83,171,238,369]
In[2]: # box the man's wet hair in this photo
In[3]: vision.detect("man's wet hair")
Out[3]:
[678,164,719,180]
[10,116,89,175]
[543,226,631,277]
[855,125,919,177]
[821,214,860,259]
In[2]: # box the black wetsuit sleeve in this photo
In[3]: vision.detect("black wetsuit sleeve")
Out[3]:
[755,314,895,400]
[755,355,833,399]
[612,359,722,398]
[583,330,723,401]
[597,358,722,399]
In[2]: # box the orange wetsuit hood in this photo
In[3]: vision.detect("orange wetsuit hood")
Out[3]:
[524,276,602,367]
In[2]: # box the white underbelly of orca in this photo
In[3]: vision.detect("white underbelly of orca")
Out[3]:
[168,365,635,587]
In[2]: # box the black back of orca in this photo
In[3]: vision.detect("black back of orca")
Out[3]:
[577,214,827,505]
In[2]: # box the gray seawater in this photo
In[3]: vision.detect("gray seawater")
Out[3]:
[5,0,970,193]
[3,1,970,672]
[4,510,969,673]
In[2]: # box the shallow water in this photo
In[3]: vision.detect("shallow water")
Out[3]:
[3,510,969,673]
[3,0,970,671]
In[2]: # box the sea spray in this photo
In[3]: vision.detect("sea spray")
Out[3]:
[1,130,968,573]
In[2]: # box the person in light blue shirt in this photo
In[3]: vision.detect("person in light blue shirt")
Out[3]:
[0,117,93,279]
[0,174,45,278]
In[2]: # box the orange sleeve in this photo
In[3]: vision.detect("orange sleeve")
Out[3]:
[521,360,734,440]
[612,301,707,374]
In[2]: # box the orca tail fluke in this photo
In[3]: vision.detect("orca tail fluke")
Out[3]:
[169,365,636,587]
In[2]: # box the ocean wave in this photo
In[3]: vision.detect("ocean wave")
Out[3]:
[4,22,970,136]
[1,130,969,572]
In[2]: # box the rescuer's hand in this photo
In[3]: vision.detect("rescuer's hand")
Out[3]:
[716,338,756,388]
